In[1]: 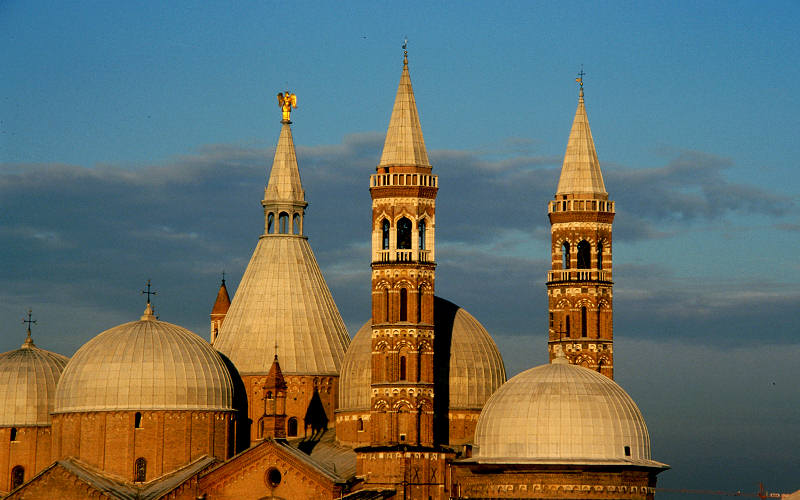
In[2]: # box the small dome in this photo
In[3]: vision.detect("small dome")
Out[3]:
[338,297,506,411]
[55,308,233,413]
[474,359,659,465]
[0,337,68,426]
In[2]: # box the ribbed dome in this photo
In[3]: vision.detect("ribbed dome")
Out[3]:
[214,236,350,375]
[54,308,233,413]
[0,338,68,426]
[474,358,661,466]
[338,297,506,411]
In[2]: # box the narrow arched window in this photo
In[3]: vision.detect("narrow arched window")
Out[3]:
[399,288,408,321]
[418,219,426,250]
[279,212,289,234]
[565,315,571,337]
[562,242,570,269]
[597,242,603,270]
[268,213,275,234]
[577,240,591,269]
[287,417,298,437]
[384,288,389,322]
[357,418,364,431]
[581,307,587,337]
[9,427,17,441]
[399,356,407,380]
[382,219,390,250]
[134,412,142,429]
[259,419,265,438]
[417,285,423,323]
[267,391,273,400]
[397,217,412,249]
[134,458,146,482]
[11,466,24,489]
[292,213,300,235]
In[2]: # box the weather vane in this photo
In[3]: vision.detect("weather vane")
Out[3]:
[576,65,586,97]
[402,36,408,62]
[277,91,298,123]
[141,279,157,304]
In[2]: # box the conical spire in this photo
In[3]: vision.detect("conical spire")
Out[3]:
[378,50,430,168]
[555,85,607,198]
[264,122,306,204]
[211,276,231,316]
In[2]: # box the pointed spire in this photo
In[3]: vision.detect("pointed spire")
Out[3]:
[264,121,306,204]
[378,47,430,168]
[555,72,607,198]
[211,275,231,316]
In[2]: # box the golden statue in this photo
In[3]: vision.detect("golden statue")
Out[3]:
[277,91,298,122]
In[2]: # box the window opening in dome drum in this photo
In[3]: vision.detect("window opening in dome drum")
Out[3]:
[134,412,142,429]
[397,217,412,249]
[11,466,24,490]
[577,240,590,269]
[9,427,17,441]
[357,418,364,431]
[267,467,282,487]
[134,458,146,482]
[624,445,631,457]
[287,417,298,437]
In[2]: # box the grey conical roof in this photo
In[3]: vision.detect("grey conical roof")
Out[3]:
[555,92,607,197]
[265,123,305,204]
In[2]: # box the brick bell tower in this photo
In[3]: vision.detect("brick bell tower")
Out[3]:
[547,74,616,379]
[355,47,452,500]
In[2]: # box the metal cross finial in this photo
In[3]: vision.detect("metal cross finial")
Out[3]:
[221,270,226,285]
[141,279,157,304]
[402,36,408,62]
[576,65,586,97]
[22,309,36,332]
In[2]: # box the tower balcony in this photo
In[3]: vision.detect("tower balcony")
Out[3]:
[547,269,612,283]
[548,198,615,214]
[375,249,432,263]
[370,172,438,188]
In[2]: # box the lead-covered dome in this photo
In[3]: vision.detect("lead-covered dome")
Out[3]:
[339,296,506,412]
[474,357,660,466]
[54,306,233,413]
[0,335,68,426]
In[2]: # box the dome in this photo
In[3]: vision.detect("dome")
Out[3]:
[474,357,661,465]
[338,296,506,411]
[0,336,68,426]
[54,306,233,413]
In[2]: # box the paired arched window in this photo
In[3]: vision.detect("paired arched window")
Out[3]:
[134,412,142,429]
[397,218,412,249]
[381,219,390,250]
[11,466,24,490]
[279,212,289,234]
[418,219,426,250]
[577,240,591,269]
[597,242,604,270]
[562,242,570,269]
[399,288,408,321]
[287,417,298,437]
[134,458,147,483]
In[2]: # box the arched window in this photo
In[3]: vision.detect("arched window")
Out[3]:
[357,418,364,431]
[577,240,591,269]
[418,219,426,250]
[385,352,391,381]
[258,419,265,438]
[565,316,571,337]
[397,217,412,249]
[287,417,298,437]
[581,307,587,337]
[134,412,142,429]
[11,466,24,490]
[134,458,146,482]
[267,213,275,234]
[292,213,300,235]
[399,356,407,380]
[399,288,408,321]
[562,242,570,269]
[597,242,603,270]
[279,212,289,234]
[384,288,389,322]
[382,219,390,250]
[9,427,17,441]
[266,391,273,400]
[417,285,423,323]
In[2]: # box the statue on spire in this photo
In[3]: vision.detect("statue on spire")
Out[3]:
[277,91,298,123]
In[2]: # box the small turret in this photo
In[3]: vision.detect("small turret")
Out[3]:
[210,275,231,343]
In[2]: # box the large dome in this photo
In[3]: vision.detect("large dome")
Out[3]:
[339,296,506,411]
[0,336,68,426]
[54,306,233,413]
[474,357,661,466]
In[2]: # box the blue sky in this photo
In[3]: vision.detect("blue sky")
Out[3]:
[2,1,799,496]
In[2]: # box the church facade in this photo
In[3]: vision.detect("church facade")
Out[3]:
[1,50,666,499]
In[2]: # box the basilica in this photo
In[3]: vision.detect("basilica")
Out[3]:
[0,50,667,499]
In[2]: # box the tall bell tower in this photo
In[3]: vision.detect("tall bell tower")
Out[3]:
[547,74,616,379]
[356,47,451,500]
